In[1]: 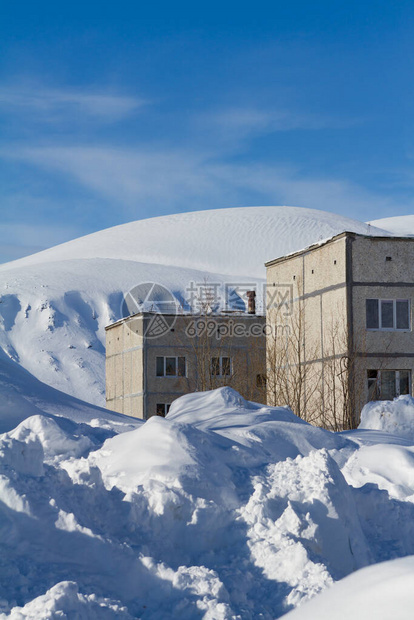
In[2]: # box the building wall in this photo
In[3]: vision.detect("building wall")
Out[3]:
[351,236,414,411]
[106,313,266,420]
[144,314,266,418]
[266,236,349,426]
[266,233,414,428]
[105,316,144,418]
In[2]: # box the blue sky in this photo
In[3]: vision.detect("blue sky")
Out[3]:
[1,1,414,262]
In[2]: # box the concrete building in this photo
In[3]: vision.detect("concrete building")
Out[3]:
[265,231,414,429]
[106,311,266,419]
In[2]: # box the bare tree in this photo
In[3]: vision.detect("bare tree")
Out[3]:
[266,282,321,423]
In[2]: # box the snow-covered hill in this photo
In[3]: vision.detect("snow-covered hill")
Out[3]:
[369,215,414,237]
[0,206,391,406]
[3,206,389,278]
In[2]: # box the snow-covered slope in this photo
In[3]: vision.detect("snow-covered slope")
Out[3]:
[0,353,139,435]
[2,206,389,279]
[369,215,414,237]
[0,256,254,405]
[0,206,391,406]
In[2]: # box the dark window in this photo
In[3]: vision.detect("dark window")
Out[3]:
[367,370,379,400]
[156,357,164,377]
[381,370,396,400]
[156,403,171,417]
[156,356,186,377]
[396,301,410,330]
[256,373,267,388]
[156,403,166,416]
[165,357,176,376]
[366,299,379,329]
[211,356,232,376]
[211,357,220,376]
[367,370,411,401]
[399,370,410,396]
[222,357,231,376]
[366,299,410,330]
[381,301,394,329]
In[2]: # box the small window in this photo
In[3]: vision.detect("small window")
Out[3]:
[366,299,410,331]
[156,403,171,417]
[256,373,267,388]
[156,356,186,377]
[366,299,379,329]
[367,369,411,401]
[367,369,379,400]
[397,301,410,330]
[165,357,176,376]
[156,357,164,377]
[211,356,232,377]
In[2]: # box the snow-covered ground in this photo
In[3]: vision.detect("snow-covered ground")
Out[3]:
[2,206,414,618]
[2,387,414,618]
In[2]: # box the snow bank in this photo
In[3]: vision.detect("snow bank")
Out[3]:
[7,581,132,619]
[284,556,414,620]
[359,395,414,441]
[0,356,139,434]
[0,387,372,618]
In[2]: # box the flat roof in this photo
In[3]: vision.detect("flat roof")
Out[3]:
[105,310,266,330]
[265,230,414,268]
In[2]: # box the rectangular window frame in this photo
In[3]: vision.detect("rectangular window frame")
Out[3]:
[367,369,411,401]
[156,356,186,377]
[156,403,171,417]
[366,299,410,331]
[211,356,232,377]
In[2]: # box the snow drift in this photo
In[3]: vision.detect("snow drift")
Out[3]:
[2,386,414,618]
[284,555,414,620]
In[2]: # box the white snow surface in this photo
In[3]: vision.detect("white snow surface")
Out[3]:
[284,555,414,620]
[2,206,389,278]
[2,386,414,618]
[359,395,414,441]
[369,215,414,236]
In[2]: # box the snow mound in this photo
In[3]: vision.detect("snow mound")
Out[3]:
[359,395,414,441]
[0,355,139,434]
[0,388,370,618]
[284,555,414,620]
[2,386,414,616]
[369,215,414,237]
[6,581,132,619]
[2,206,389,278]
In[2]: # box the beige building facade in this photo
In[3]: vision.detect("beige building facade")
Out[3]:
[266,232,414,429]
[106,312,266,419]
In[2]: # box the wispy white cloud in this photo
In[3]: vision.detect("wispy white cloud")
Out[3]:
[0,84,146,123]
[194,106,360,149]
[4,144,409,219]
